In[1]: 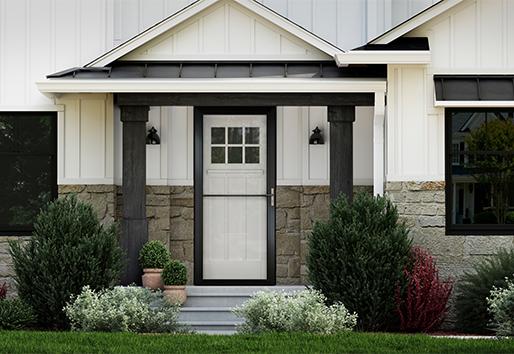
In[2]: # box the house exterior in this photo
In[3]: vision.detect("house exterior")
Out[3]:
[1,0,513,292]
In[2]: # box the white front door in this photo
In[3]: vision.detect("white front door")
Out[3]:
[202,114,268,280]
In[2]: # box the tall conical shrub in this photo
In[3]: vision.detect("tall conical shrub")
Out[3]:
[307,192,412,331]
[9,195,123,328]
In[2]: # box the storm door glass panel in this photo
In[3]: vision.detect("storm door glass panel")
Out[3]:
[203,115,267,280]
[0,113,57,232]
[448,110,514,229]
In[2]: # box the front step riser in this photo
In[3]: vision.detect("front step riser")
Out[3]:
[184,296,250,307]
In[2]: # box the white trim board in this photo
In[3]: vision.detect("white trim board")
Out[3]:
[335,51,431,66]
[368,0,464,45]
[0,105,64,112]
[37,78,387,94]
[435,101,514,108]
[85,0,342,68]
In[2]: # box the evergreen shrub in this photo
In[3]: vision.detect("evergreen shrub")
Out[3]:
[9,195,123,328]
[307,192,412,331]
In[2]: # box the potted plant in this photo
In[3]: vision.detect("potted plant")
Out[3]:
[138,240,171,290]
[162,260,188,305]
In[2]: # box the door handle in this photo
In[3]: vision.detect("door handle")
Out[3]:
[266,187,275,207]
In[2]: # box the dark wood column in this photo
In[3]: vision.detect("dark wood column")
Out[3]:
[328,106,355,201]
[120,105,149,285]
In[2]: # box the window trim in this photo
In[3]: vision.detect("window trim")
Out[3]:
[445,108,514,235]
[0,112,58,236]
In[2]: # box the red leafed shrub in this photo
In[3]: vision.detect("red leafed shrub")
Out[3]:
[395,247,453,333]
[0,282,7,300]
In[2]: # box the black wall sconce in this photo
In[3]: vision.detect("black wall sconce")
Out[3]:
[146,126,161,145]
[309,126,324,145]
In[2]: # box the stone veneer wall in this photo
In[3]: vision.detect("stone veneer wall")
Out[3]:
[386,181,514,326]
[0,184,373,288]
[275,185,372,285]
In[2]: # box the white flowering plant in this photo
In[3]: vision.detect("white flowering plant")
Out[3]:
[487,278,514,336]
[64,285,181,333]
[233,289,357,334]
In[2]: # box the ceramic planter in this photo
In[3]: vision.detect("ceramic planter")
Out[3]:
[163,285,187,305]
[142,268,164,290]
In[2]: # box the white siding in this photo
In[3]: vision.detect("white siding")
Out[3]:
[386,0,514,182]
[130,105,373,186]
[57,94,114,184]
[121,0,331,61]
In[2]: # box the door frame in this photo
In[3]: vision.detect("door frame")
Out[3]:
[193,106,277,285]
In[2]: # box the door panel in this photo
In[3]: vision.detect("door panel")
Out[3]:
[202,115,267,280]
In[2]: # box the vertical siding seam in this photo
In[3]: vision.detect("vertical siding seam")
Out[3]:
[475,0,481,68]
[50,0,56,72]
[0,0,5,104]
[138,0,143,33]
[76,1,81,65]
[25,0,30,104]
[503,0,508,67]
[224,3,229,53]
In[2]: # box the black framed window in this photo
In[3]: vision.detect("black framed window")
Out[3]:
[0,112,57,234]
[446,108,514,235]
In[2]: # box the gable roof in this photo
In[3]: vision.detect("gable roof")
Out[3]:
[85,0,343,67]
[368,0,464,45]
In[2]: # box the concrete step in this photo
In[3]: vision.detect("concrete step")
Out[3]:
[183,285,305,308]
[179,286,306,334]
[178,307,241,322]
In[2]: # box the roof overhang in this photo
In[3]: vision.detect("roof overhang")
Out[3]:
[369,0,464,45]
[36,78,387,95]
[335,50,431,66]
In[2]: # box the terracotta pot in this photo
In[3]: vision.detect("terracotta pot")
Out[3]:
[163,285,187,305]
[142,268,164,290]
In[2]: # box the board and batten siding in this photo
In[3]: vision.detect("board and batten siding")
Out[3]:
[0,0,436,108]
[386,0,514,182]
[56,94,373,186]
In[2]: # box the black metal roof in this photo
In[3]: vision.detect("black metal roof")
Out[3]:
[354,37,429,51]
[434,75,514,101]
[47,61,386,80]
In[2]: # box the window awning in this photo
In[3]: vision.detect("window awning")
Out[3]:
[434,75,514,105]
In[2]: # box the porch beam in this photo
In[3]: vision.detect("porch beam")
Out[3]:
[115,93,374,107]
[120,105,149,285]
[328,106,355,201]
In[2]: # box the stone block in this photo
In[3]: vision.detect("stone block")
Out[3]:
[276,233,300,256]
[58,185,86,194]
[276,187,301,208]
[277,264,288,277]
[147,194,170,207]
[276,209,287,230]
[464,236,514,256]
[170,219,194,241]
[288,257,301,278]
[418,215,445,227]
[86,185,115,193]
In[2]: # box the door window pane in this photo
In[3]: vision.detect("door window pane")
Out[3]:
[245,127,260,144]
[211,127,225,144]
[228,127,242,144]
[228,147,242,163]
[245,147,260,164]
[211,147,225,164]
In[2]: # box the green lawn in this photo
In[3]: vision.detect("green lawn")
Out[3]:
[0,331,512,354]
